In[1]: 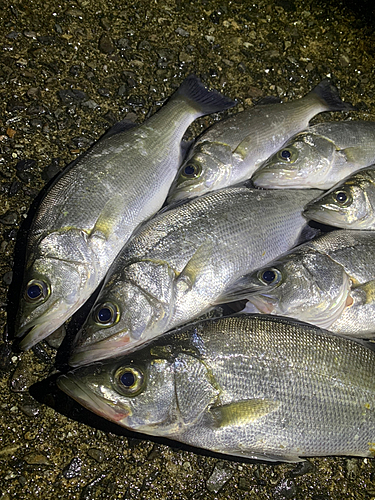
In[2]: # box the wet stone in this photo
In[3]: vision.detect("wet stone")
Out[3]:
[9,181,22,196]
[69,65,81,77]
[58,89,88,105]
[87,448,105,463]
[10,359,36,392]
[117,38,130,49]
[98,88,111,97]
[26,87,41,99]
[206,461,233,493]
[2,271,13,285]
[42,158,62,182]
[274,478,298,499]
[81,99,100,110]
[31,343,52,364]
[62,456,82,479]
[24,452,50,465]
[19,402,40,418]
[127,95,145,107]
[291,460,315,477]
[175,27,189,37]
[99,34,115,54]
[15,159,36,173]
[238,477,251,490]
[0,211,18,225]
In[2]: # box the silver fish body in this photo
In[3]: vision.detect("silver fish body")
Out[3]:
[16,75,235,350]
[167,80,354,202]
[252,121,375,189]
[59,314,375,462]
[303,165,375,229]
[70,186,321,366]
[233,230,375,337]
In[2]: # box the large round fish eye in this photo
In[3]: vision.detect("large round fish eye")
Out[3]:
[182,162,201,179]
[277,146,298,163]
[114,366,145,396]
[25,279,50,303]
[333,188,352,206]
[93,302,120,327]
[258,268,282,286]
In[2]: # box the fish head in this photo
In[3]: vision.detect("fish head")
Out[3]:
[304,173,375,229]
[167,142,232,201]
[58,353,179,434]
[252,133,335,189]
[70,261,176,366]
[60,342,220,434]
[16,230,97,350]
[247,250,351,328]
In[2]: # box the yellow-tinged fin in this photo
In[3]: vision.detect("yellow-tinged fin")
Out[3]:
[177,239,214,291]
[89,194,124,240]
[341,146,373,165]
[210,398,280,428]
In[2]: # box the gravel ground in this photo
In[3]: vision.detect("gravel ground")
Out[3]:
[1,0,375,498]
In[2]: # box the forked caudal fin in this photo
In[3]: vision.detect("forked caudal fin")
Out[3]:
[176,74,236,115]
[310,79,356,112]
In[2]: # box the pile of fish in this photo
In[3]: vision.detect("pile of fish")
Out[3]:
[14,75,375,462]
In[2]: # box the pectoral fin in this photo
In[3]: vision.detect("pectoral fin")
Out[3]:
[339,146,373,165]
[177,239,214,291]
[210,399,280,428]
[90,194,125,240]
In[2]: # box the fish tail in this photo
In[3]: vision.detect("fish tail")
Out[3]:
[309,79,356,112]
[176,74,236,115]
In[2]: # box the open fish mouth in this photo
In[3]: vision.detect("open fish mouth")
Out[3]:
[57,373,130,424]
[69,333,135,367]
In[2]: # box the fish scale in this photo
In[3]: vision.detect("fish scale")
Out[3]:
[70,185,322,366]
[59,314,375,462]
[16,75,235,350]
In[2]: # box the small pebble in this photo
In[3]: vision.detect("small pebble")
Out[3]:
[10,359,36,392]
[23,452,50,466]
[62,456,82,479]
[0,211,17,225]
[99,34,115,54]
[2,271,13,285]
[87,448,105,463]
[206,461,233,493]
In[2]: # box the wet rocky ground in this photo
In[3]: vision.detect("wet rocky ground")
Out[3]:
[1,0,375,498]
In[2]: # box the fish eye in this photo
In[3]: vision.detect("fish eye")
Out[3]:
[94,302,120,327]
[182,162,201,179]
[258,268,282,286]
[25,279,50,303]
[277,146,297,163]
[333,189,352,206]
[115,366,145,396]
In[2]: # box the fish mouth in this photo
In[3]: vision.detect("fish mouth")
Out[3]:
[69,333,139,367]
[246,295,277,314]
[303,206,340,226]
[57,373,130,424]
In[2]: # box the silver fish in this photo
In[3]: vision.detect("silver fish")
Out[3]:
[303,165,375,229]
[253,121,375,189]
[58,314,375,462]
[16,75,235,350]
[69,186,321,366]
[227,230,375,337]
[167,80,354,202]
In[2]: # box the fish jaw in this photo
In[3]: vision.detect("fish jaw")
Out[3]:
[69,332,137,367]
[57,373,130,425]
[16,255,97,350]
